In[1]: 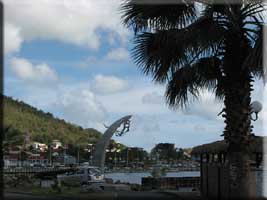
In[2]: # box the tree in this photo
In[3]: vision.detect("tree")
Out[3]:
[3,126,24,152]
[121,0,264,198]
[151,143,177,163]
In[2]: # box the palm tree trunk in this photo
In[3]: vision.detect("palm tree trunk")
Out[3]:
[221,21,256,197]
[222,72,256,198]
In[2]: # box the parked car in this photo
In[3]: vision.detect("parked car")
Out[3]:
[57,166,104,185]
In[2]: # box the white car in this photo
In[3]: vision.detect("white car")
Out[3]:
[57,166,104,185]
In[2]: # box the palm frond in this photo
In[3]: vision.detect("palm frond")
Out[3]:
[121,0,196,33]
[241,2,264,18]
[132,16,225,83]
[244,26,264,79]
[165,57,222,108]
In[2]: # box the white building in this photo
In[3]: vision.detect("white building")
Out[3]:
[52,140,62,150]
[31,142,48,152]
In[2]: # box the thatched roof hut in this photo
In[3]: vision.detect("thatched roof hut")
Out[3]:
[192,136,266,155]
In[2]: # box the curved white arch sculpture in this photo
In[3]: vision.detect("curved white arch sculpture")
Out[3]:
[92,115,132,172]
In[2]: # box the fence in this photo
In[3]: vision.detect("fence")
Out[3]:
[4,167,72,175]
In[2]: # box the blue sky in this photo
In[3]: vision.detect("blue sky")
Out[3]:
[4,0,266,151]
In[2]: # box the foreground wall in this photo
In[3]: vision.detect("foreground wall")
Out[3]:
[201,162,264,199]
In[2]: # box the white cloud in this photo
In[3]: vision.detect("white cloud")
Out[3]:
[77,56,98,69]
[194,124,206,132]
[142,91,164,105]
[4,0,129,50]
[77,48,130,69]
[60,88,108,128]
[4,23,23,55]
[105,48,130,61]
[97,80,167,114]
[91,74,129,94]
[182,90,223,121]
[10,57,58,82]
[131,114,160,133]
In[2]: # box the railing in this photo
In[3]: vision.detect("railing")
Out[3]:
[4,167,72,175]
[105,167,200,173]
[167,167,200,172]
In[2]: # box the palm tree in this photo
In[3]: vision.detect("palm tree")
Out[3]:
[121,0,265,198]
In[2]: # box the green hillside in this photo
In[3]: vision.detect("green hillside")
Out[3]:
[3,95,102,146]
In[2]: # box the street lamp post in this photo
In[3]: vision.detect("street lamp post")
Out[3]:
[88,144,93,165]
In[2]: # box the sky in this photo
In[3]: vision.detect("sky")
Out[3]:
[3,0,267,151]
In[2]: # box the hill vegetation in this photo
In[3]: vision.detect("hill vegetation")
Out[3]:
[3,95,102,146]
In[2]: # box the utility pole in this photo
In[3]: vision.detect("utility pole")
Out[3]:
[77,145,80,166]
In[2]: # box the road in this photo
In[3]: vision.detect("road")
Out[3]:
[4,191,179,200]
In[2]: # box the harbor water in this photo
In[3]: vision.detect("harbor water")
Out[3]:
[105,171,200,185]
[105,169,266,197]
